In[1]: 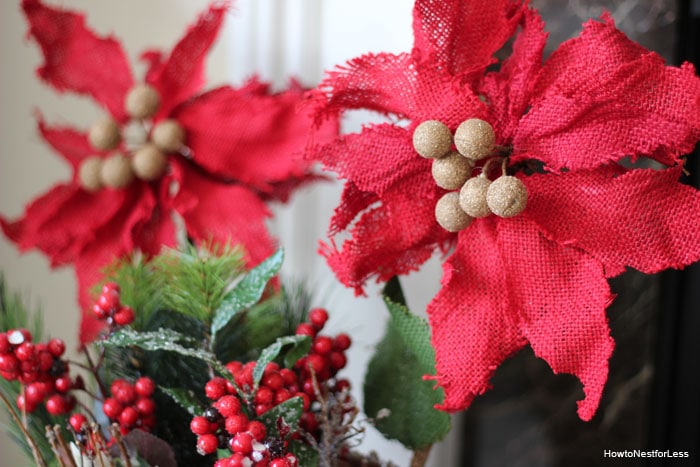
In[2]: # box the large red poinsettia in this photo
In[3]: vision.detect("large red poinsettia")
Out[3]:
[2,0,337,344]
[308,0,700,421]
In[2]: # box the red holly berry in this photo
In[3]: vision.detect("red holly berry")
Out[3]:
[45,394,69,415]
[308,308,329,329]
[37,351,54,372]
[269,458,291,467]
[92,303,109,319]
[247,420,266,442]
[295,323,316,338]
[98,291,120,313]
[119,406,139,427]
[262,372,284,391]
[136,397,156,415]
[205,377,228,400]
[312,336,333,355]
[329,351,347,370]
[197,434,219,455]
[0,334,11,354]
[47,338,66,357]
[228,453,248,467]
[134,377,155,397]
[113,307,135,326]
[24,382,47,405]
[102,397,123,418]
[190,416,212,435]
[0,354,19,373]
[254,386,274,405]
[102,282,120,295]
[111,379,135,404]
[15,342,35,361]
[230,431,253,454]
[225,414,249,435]
[305,354,327,375]
[69,413,88,432]
[16,394,36,413]
[333,333,352,351]
[214,395,241,417]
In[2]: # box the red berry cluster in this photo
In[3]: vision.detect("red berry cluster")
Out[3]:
[102,377,156,435]
[191,308,352,465]
[0,328,79,415]
[92,282,134,327]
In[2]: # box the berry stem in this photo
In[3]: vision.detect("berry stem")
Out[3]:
[110,423,132,467]
[410,444,432,467]
[82,346,108,398]
[0,389,48,467]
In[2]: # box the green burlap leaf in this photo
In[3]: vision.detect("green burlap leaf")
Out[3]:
[363,278,451,450]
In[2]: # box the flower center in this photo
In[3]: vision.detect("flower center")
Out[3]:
[78,83,187,192]
[412,118,528,232]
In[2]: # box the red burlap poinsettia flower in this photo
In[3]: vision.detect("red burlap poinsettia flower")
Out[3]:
[2,0,337,344]
[308,0,700,421]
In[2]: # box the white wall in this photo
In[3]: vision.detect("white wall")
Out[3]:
[0,1,457,465]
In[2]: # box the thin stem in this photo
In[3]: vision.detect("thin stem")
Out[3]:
[82,347,108,398]
[410,444,432,467]
[45,425,69,467]
[0,389,47,467]
[53,425,78,467]
[110,423,132,467]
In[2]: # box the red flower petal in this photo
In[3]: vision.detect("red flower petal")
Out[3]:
[175,83,331,194]
[525,165,700,278]
[515,54,700,170]
[316,124,432,198]
[147,3,229,119]
[427,218,524,411]
[497,218,614,421]
[22,0,134,120]
[1,184,131,266]
[328,182,379,236]
[322,189,447,294]
[171,162,275,267]
[479,7,547,141]
[412,0,522,76]
[38,117,94,172]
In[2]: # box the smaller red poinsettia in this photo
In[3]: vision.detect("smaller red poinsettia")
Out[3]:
[2,0,337,344]
[307,0,700,421]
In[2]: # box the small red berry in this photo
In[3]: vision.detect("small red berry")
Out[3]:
[15,342,36,361]
[299,412,319,433]
[0,334,11,354]
[16,394,37,413]
[274,389,291,404]
[333,333,352,351]
[214,395,241,417]
[305,354,327,375]
[102,282,120,295]
[45,394,69,415]
[113,307,135,326]
[134,377,155,397]
[295,392,311,411]
[98,291,120,313]
[37,351,54,372]
[0,354,19,372]
[69,413,88,432]
[295,323,316,338]
[224,414,249,434]
[255,403,272,416]
[329,351,347,370]
[254,386,274,405]
[92,303,109,319]
[205,377,227,400]
[190,415,212,435]
[102,397,123,419]
[279,368,297,386]
[54,376,72,393]
[25,383,47,405]
[197,434,219,455]
[111,379,135,404]
[335,378,351,392]
[225,361,243,374]
[47,338,66,357]
[312,336,333,355]
[269,458,291,467]
[246,420,266,442]
[228,453,248,467]
[136,397,156,415]
[308,308,329,329]
[230,432,253,454]
[262,372,284,391]
[119,406,139,427]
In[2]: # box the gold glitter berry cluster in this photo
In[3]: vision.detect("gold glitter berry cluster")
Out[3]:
[78,84,187,192]
[412,118,528,232]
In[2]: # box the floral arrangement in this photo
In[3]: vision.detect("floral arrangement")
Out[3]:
[1,0,700,466]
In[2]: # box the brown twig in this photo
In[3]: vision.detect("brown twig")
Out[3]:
[0,388,47,467]
[110,423,132,467]
[410,444,432,467]
[53,425,78,467]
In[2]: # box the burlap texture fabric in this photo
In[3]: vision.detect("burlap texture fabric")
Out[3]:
[307,0,700,420]
[2,0,338,344]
